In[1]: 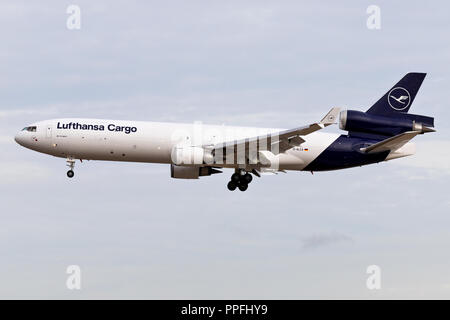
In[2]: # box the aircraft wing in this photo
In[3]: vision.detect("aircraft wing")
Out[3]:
[360,131,420,154]
[206,107,340,163]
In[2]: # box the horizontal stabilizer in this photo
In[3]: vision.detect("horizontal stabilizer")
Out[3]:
[360,131,420,154]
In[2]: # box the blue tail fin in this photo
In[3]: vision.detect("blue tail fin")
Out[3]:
[366,72,426,116]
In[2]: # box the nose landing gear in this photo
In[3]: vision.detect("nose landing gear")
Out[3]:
[227,170,253,191]
[66,158,75,178]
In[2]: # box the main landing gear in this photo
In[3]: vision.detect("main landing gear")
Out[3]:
[227,170,253,192]
[66,158,75,178]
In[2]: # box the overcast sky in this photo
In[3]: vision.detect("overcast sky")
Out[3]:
[0,0,449,299]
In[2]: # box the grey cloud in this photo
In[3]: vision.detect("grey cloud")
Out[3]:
[301,233,353,250]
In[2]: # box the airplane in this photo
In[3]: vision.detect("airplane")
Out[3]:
[15,73,435,191]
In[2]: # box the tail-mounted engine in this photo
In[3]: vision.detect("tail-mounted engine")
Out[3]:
[339,110,434,136]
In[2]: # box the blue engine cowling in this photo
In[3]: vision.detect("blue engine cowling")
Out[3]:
[339,110,434,137]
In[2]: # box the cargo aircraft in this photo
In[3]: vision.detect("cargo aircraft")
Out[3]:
[15,73,435,191]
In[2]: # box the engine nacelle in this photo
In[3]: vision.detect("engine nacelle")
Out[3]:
[170,165,221,179]
[339,110,434,136]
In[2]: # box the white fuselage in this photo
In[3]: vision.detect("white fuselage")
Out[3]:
[14,118,341,171]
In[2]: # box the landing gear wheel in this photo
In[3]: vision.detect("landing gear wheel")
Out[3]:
[231,173,240,183]
[67,170,74,178]
[243,173,253,183]
[238,183,248,192]
[66,157,76,178]
[227,181,237,191]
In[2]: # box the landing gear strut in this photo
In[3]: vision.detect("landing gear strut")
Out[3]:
[227,169,253,192]
[66,158,75,178]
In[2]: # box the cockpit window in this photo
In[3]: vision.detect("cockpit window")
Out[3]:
[22,126,37,132]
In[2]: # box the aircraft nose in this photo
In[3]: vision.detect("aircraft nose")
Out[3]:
[14,131,24,146]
